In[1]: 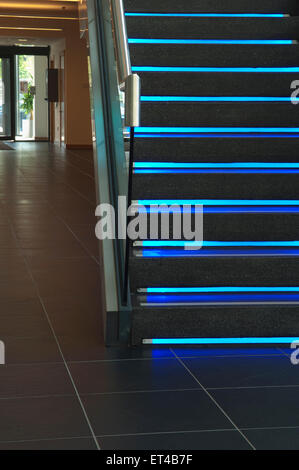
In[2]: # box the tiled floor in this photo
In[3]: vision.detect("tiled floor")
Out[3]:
[0,143,299,450]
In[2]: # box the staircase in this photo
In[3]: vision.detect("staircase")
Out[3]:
[123,0,299,345]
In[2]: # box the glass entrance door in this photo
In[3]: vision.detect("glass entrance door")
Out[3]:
[0,57,12,139]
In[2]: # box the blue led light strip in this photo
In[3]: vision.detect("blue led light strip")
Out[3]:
[137,206,299,214]
[132,66,299,73]
[135,169,299,174]
[142,248,299,257]
[144,337,299,345]
[135,162,299,168]
[141,241,299,247]
[146,287,299,293]
[140,96,299,102]
[135,133,299,138]
[135,127,299,134]
[137,199,299,206]
[126,13,286,18]
[129,38,294,45]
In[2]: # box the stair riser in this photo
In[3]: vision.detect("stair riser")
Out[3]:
[127,17,299,40]
[130,213,299,241]
[130,257,299,288]
[138,72,298,96]
[131,306,299,345]
[130,45,299,68]
[125,0,299,14]
[139,102,299,127]
[133,137,299,161]
[132,173,299,199]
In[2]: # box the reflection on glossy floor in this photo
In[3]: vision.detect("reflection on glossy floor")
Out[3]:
[0,143,298,450]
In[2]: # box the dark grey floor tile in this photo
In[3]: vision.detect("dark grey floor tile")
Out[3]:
[0,437,97,450]
[211,388,299,429]
[71,346,174,361]
[0,279,37,302]
[63,338,173,362]
[183,355,299,388]
[3,336,62,364]
[98,430,252,450]
[82,390,233,435]
[70,358,197,394]
[0,396,91,441]
[173,347,284,358]
[30,258,101,299]
[0,311,52,338]
[243,427,299,450]
[0,363,74,398]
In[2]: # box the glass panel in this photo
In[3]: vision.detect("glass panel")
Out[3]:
[0,58,11,137]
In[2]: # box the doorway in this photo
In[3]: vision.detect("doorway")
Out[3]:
[0,46,50,141]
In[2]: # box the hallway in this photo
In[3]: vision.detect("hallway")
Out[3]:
[0,143,299,450]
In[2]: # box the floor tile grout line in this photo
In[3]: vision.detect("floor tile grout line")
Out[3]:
[0,435,94,445]
[95,424,299,439]
[170,348,256,450]
[206,384,299,391]
[6,212,101,451]
[2,381,299,401]
[0,393,76,401]
[2,423,299,445]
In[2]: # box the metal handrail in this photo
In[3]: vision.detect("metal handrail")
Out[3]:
[111,0,140,127]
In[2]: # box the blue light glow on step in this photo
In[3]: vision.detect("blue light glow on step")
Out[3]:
[141,248,299,257]
[134,162,299,173]
[129,38,294,45]
[137,199,299,206]
[143,337,299,345]
[140,96,299,102]
[134,169,299,174]
[141,241,299,247]
[146,293,299,303]
[146,287,299,293]
[126,13,286,18]
[135,127,299,134]
[132,66,299,73]
[135,133,299,138]
[137,205,299,214]
[135,162,299,168]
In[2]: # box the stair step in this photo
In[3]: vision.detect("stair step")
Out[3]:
[127,16,299,40]
[124,0,299,15]
[138,71,298,97]
[139,102,299,127]
[133,137,299,161]
[132,172,299,199]
[130,44,299,68]
[129,212,299,241]
[130,256,299,288]
[131,305,299,345]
